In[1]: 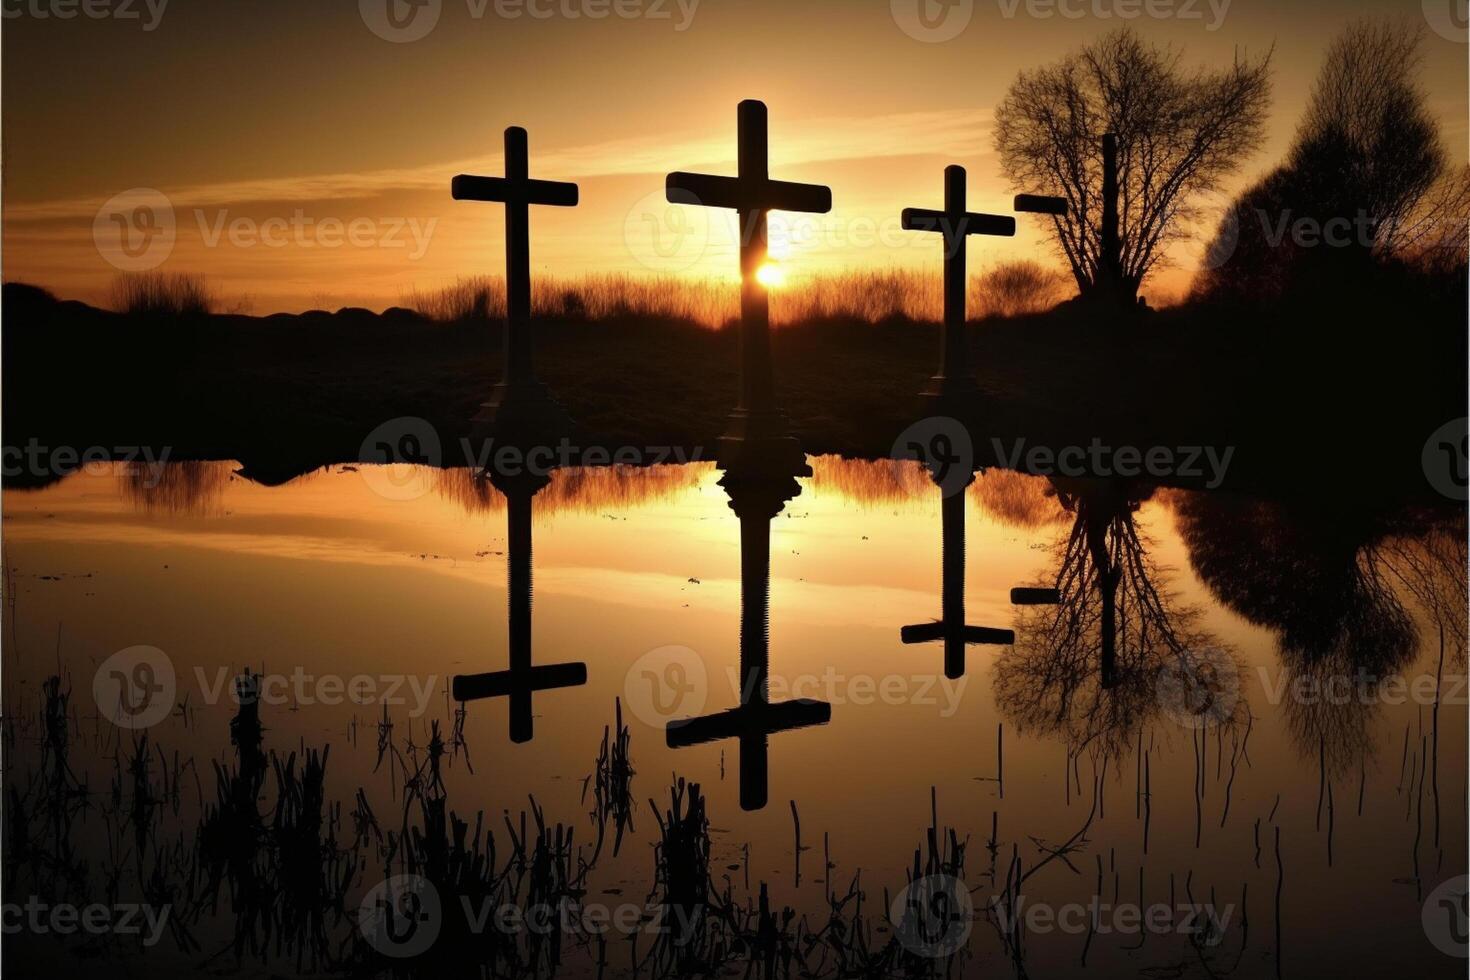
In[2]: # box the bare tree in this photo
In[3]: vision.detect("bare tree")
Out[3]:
[995,479,1244,762]
[1193,20,1462,301]
[994,28,1272,305]
[1292,20,1444,248]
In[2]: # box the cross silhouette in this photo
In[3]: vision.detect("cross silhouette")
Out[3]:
[901,475,1015,679]
[451,473,586,743]
[452,127,578,433]
[665,100,830,475]
[902,165,1015,405]
[666,475,829,811]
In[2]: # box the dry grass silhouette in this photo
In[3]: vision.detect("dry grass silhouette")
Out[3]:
[111,271,215,316]
[434,463,710,516]
[404,265,1070,328]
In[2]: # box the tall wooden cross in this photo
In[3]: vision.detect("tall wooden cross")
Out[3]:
[666,476,829,811]
[451,472,586,743]
[901,474,1015,679]
[902,165,1015,408]
[901,167,1069,412]
[452,127,578,435]
[665,100,831,475]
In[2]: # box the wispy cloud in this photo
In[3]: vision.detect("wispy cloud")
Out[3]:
[5,108,992,222]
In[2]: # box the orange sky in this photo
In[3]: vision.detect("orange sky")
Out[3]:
[3,0,1465,313]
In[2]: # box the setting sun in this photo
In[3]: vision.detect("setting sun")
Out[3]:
[756,262,786,288]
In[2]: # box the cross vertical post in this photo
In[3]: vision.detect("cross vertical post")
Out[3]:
[503,126,533,386]
[737,101,774,419]
[940,165,969,386]
[665,100,831,477]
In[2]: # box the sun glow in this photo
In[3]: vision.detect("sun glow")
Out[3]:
[756,262,786,288]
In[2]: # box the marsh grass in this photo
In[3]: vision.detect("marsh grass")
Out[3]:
[404,264,1070,328]
[111,272,215,317]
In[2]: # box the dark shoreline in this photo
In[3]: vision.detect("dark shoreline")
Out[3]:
[3,283,1462,504]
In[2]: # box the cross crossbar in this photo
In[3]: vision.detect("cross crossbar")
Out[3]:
[666,173,830,214]
[901,208,1015,238]
[452,174,578,207]
[666,698,831,747]
[451,662,587,702]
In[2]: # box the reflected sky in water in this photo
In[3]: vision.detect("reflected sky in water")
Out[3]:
[3,459,1465,977]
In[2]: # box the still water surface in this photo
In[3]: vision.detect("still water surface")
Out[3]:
[3,459,1465,977]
